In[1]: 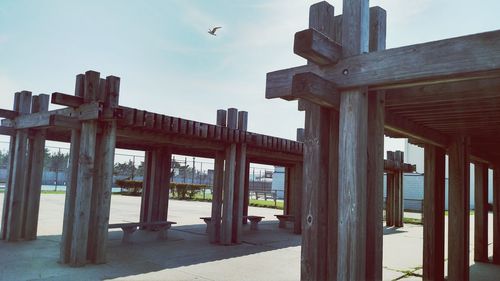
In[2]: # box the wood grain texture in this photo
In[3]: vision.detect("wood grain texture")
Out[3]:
[69,71,100,266]
[294,28,342,65]
[291,72,339,108]
[423,145,445,281]
[60,75,84,263]
[337,1,369,279]
[266,29,500,98]
[494,166,500,264]
[474,163,489,262]
[365,7,386,280]
[6,91,32,241]
[22,94,49,240]
[221,143,236,245]
[394,151,404,227]
[447,137,470,281]
[301,2,336,280]
[209,110,226,243]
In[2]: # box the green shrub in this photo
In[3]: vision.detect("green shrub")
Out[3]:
[115,179,143,195]
[170,183,206,199]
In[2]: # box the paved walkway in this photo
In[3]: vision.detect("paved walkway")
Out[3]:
[0,194,499,280]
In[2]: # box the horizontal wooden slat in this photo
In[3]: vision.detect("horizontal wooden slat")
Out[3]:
[0,109,18,119]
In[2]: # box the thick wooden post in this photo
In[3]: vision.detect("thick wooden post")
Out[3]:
[493,166,500,264]
[386,151,395,227]
[221,108,237,245]
[242,161,250,225]
[423,145,445,281]
[91,76,120,264]
[158,148,172,222]
[394,151,404,227]
[60,74,84,263]
[301,2,337,280]
[140,151,153,224]
[232,111,247,244]
[1,93,20,241]
[474,163,489,262]
[293,129,304,235]
[337,0,370,279]
[69,71,100,266]
[209,110,226,243]
[447,137,470,281]
[22,94,49,240]
[5,91,32,241]
[365,7,386,280]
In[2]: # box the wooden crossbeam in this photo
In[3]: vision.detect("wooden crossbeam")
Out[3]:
[383,159,415,173]
[291,72,339,108]
[0,109,18,119]
[267,29,500,98]
[384,111,449,148]
[51,92,84,107]
[294,28,342,65]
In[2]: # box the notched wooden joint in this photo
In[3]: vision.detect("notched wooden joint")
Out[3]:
[294,28,342,66]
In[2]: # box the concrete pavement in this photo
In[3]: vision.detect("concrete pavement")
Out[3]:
[0,194,499,280]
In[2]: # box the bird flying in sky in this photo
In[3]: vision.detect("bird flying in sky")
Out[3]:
[208,26,221,36]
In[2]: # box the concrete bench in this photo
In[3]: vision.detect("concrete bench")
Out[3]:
[243,215,265,230]
[200,216,264,232]
[108,221,176,243]
[200,217,212,233]
[275,215,294,228]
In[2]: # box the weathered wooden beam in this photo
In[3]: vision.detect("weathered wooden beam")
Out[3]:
[221,108,237,245]
[423,145,445,281]
[474,163,489,262]
[300,3,336,279]
[494,165,500,264]
[365,7,386,280]
[448,137,470,281]
[290,72,339,108]
[0,109,18,119]
[5,91,32,241]
[266,29,500,98]
[0,126,14,136]
[294,28,342,65]
[69,70,100,266]
[385,78,500,106]
[394,151,404,228]
[337,0,369,278]
[51,92,84,107]
[384,111,449,148]
[22,94,49,240]
[386,151,395,227]
[60,74,84,264]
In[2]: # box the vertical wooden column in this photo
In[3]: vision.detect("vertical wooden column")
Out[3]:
[474,162,489,262]
[423,145,445,281]
[221,108,237,245]
[448,137,470,281]
[301,2,337,280]
[89,76,120,264]
[60,75,84,263]
[337,0,369,279]
[284,167,291,215]
[493,165,500,264]
[1,93,20,240]
[209,110,226,243]
[158,148,172,222]
[69,70,100,266]
[140,150,153,224]
[386,152,395,227]
[22,94,49,240]
[242,161,250,225]
[394,150,404,227]
[365,7,386,281]
[293,128,304,235]
[5,91,32,242]
[232,110,247,244]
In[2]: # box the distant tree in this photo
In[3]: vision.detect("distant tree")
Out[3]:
[114,160,136,179]
[0,150,9,167]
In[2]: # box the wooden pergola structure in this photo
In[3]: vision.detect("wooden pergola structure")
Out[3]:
[266,1,500,280]
[0,71,305,266]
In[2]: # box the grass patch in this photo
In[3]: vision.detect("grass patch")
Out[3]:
[403,217,422,225]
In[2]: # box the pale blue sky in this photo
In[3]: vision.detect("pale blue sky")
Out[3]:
[1,0,499,153]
